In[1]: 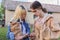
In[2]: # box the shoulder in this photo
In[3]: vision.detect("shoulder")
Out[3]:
[45,14,53,21]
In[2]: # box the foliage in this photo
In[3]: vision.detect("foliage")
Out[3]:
[0,27,8,40]
[0,4,5,20]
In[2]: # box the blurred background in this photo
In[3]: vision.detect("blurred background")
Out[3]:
[0,0,60,26]
[0,0,60,40]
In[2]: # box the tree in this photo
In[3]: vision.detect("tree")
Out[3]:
[0,4,5,20]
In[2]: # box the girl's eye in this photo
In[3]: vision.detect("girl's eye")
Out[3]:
[33,10,36,12]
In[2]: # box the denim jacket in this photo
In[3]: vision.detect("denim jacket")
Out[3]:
[7,21,30,40]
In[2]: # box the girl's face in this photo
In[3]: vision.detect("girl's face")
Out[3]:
[21,10,26,20]
[31,8,42,17]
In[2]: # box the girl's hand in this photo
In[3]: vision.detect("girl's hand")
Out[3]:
[30,32,35,37]
[30,32,36,40]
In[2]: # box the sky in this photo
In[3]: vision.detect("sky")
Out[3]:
[13,0,28,2]
[13,0,58,5]
[0,0,2,3]
[2,0,60,5]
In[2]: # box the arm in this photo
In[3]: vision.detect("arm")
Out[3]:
[6,25,11,39]
[6,24,15,40]
[50,18,60,31]
[35,21,43,40]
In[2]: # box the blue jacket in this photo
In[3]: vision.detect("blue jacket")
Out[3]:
[7,21,30,40]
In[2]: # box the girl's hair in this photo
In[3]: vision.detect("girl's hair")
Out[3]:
[42,8,47,13]
[10,5,26,22]
[30,1,47,13]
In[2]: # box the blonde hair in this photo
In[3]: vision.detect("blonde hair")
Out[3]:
[10,5,26,22]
